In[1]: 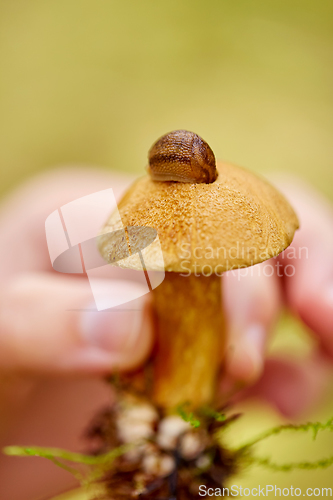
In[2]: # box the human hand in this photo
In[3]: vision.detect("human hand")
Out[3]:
[0,167,332,499]
[0,167,155,500]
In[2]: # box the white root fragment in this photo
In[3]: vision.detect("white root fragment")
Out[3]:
[157,415,191,450]
[142,452,175,477]
[196,453,212,470]
[179,431,205,460]
[116,401,158,454]
[121,403,158,423]
[117,419,155,444]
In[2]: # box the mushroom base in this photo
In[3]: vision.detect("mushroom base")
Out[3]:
[152,272,224,410]
[86,390,238,500]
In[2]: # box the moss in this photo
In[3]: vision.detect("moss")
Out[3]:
[4,412,333,497]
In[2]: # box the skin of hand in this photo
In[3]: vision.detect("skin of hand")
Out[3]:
[0,167,332,500]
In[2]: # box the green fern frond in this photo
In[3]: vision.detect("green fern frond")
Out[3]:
[4,444,130,464]
[236,415,333,452]
[249,454,333,472]
[3,443,132,486]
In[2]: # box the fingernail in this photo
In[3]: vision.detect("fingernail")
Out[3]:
[226,324,265,383]
[80,301,145,354]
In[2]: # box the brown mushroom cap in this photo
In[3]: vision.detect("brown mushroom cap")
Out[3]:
[98,162,299,273]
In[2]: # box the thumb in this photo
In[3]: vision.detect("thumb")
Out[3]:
[0,273,153,374]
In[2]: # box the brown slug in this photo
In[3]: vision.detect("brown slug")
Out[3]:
[148,130,218,184]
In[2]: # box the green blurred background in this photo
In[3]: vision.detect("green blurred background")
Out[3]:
[0,0,332,199]
[1,0,332,497]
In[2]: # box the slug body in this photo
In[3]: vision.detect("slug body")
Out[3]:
[148,130,218,184]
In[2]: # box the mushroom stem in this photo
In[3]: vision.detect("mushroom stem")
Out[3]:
[151,272,224,410]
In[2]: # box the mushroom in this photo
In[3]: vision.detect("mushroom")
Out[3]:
[98,130,299,411]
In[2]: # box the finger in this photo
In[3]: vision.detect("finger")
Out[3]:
[222,262,282,386]
[0,167,134,279]
[0,273,153,374]
[274,177,333,358]
[238,353,331,418]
